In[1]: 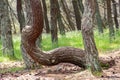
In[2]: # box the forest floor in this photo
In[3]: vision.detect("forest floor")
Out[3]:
[0,50,120,80]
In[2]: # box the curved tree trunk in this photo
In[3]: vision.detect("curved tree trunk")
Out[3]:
[21,0,115,70]
[22,0,86,68]
[21,0,41,69]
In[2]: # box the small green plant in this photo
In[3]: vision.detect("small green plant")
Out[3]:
[0,67,24,74]
[92,70,103,77]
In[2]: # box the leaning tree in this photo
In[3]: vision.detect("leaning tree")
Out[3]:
[21,0,114,75]
[81,0,102,75]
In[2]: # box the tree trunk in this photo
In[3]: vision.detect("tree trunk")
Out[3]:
[119,0,120,14]
[77,0,84,14]
[103,0,107,21]
[60,0,75,31]
[36,35,42,48]
[0,0,14,57]
[42,0,50,33]
[112,0,119,30]
[50,0,58,47]
[21,0,115,73]
[0,11,2,39]
[22,0,85,68]
[17,0,25,33]
[106,0,115,41]
[81,0,102,75]
[21,0,41,69]
[95,0,104,33]
[72,0,81,30]
[56,0,65,35]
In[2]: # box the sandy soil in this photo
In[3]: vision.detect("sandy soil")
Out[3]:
[0,50,120,80]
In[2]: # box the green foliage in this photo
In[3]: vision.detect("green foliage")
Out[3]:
[92,70,103,77]
[0,30,120,61]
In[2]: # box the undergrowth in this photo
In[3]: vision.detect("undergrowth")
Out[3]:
[0,29,120,61]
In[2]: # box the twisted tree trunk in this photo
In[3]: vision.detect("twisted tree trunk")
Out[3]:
[21,0,114,70]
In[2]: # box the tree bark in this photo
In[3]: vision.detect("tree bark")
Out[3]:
[81,0,102,75]
[56,0,65,35]
[0,0,14,57]
[103,0,107,21]
[119,0,120,14]
[72,0,81,30]
[60,0,75,31]
[95,0,104,33]
[112,0,119,30]
[42,0,50,33]
[50,0,58,46]
[106,0,115,41]
[17,0,25,33]
[21,0,41,69]
[21,0,115,71]
[77,0,84,14]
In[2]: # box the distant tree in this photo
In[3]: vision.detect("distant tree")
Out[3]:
[0,0,14,57]
[95,0,104,33]
[106,0,115,40]
[81,0,102,75]
[17,0,25,33]
[0,14,1,39]
[112,0,119,30]
[50,0,58,46]
[103,0,107,21]
[42,0,50,33]
[60,0,75,31]
[72,0,82,30]
[77,0,84,13]
[119,0,120,14]
[56,0,65,35]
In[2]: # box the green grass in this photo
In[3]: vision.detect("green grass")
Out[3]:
[41,31,84,51]
[95,30,120,53]
[13,35,22,60]
[0,30,120,61]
